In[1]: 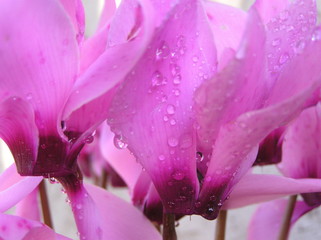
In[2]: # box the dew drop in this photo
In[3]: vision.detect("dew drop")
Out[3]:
[166,104,176,115]
[172,171,185,181]
[113,135,128,149]
[49,177,58,184]
[170,64,180,76]
[158,155,165,161]
[151,71,164,87]
[196,152,204,162]
[279,10,289,21]
[279,52,289,64]
[163,115,169,122]
[312,28,321,41]
[173,75,181,85]
[156,41,170,60]
[168,137,179,147]
[176,35,185,47]
[271,38,281,47]
[76,203,82,210]
[170,119,176,125]
[192,56,199,63]
[26,93,33,100]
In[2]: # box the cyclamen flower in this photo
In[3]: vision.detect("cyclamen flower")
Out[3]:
[248,103,321,240]
[107,0,321,220]
[0,0,158,238]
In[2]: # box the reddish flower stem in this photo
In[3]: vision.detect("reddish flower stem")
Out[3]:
[215,210,227,240]
[162,212,177,240]
[39,180,54,229]
[278,195,297,240]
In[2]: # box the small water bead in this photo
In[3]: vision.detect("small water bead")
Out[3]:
[170,64,180,76]
[176,35,186,47]
[192,56,199,63]
[179,134,193,149]
[158,155,165,161]
[113,135,128,149]
[271,38,281,47]
[75,203,83,210]
[163,115,169,122]
[156,41,170,60]
[196,152,204,162]
[151,71,164,87]
[166,104,176,115]
[168,137,179,147]
[173,89,180,96]
[279,10,289,21]
[26,93,33,100]
[170,119,176,126]
[173,75,181,85]
[278,52,289,64]
[172,171,185,181]
[49,177,58,184]
[312,28,321,41]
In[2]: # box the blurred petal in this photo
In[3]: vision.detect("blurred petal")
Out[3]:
[85,183,162,240]
[98,0,116,29]
[253,0,289,23]
[0,165,42,212]
[204,1,247,62]
[248,200,314,240]
[15,188,40,221]
[99,125,142,192]
[279,104,321,179]
[108,0,216,214]
[224,174,321,209]
[0,214,70,240]
[59,0,85,43]
[0,0,78,134]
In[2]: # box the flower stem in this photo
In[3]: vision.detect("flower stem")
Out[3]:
[162,212,177,240]
[278,195,297,240]
[39,180,53,229]
[215,210,227,240]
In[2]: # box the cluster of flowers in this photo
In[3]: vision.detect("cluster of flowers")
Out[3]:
[1,0,321,239]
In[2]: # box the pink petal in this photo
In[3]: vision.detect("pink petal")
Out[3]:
[196,12,321,220]
[63,0,157,121]
[263,0,317,81]
[204,1,247,63]
[99,124,142,192]
[22,226,71,240]
[58,0,85,43]
[0,0,79,134]
[15,188,40,221]
[253,0,289,24]
[97,0,116,30]
[279,104,321,179]
[224,174,321,209]
[85,183,161,240]
[0,98,38,174]
[194,9,267,175]
[248,200,314,240]
[0,213,70,240]
[108,0,217,214]
[0,165,42,212]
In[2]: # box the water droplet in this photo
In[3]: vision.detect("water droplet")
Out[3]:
[151,71,164,87]
[172,171,185,180]
[166,104,176,115]
[168,137,178,147]
[163,115,169,122]
[279,52,289,64]
[173,89,180,96]
[170,64,180,76]
[173,75,181,85]
[170,119,176,125]
[41,144,47,149]
[49,177,58,184]
[76,203,82,210]
[168,201,176,208]
[195,201,201,208]
[205,176,212,182]
[192,56,199,63]
[271,38,281,47]
[279,10,289,21]
[196,152,204,162]
[176,35,185,47]
[312,28,321,41]
[113,135,128,149]
[156,41,170,60]
[158,155,165,161]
